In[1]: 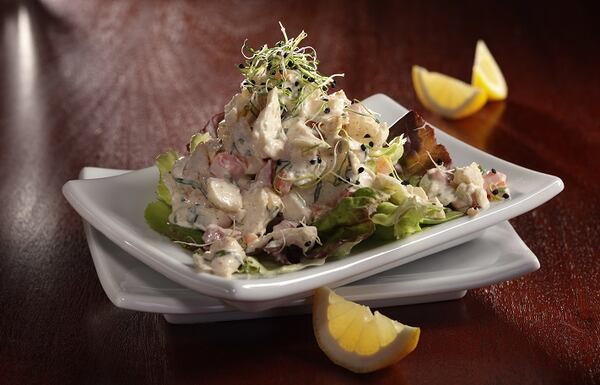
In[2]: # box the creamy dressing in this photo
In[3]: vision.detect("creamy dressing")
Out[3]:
[205,178,243,213]
[266,226,319,254]
[281,190,311,222]
[193,237,247,278]
[251,89,286,159]
[450,163,490,215]
[161,33,506,277]
[418,162,497,216]
[164,73,387,275]
[419,168,456,206]
[239,185,283,236]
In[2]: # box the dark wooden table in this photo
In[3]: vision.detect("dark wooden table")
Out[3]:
[1,1,598,384]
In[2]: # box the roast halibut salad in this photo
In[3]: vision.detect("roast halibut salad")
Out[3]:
[145,25,510,278]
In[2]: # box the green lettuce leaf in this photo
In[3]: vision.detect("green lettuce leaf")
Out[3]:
[352,187,380,199]
[370,201,400,226]
[311,221,375,259]
[370,135,406,164]
[155,150,179,205]
[366,135,406,175]
[311,188,378,258]
[372,225,395,241]
[392,206,425,239]
[144,200,203,248]
[372,194,462,240]
[314,188,378,233]
[372,197,426,239]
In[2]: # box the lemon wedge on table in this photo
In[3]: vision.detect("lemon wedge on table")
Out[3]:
[472,40,508,100]
[412,65,488,119]
[312,287,420,373]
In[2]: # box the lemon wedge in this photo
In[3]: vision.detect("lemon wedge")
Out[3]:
[312,287,420,373]
[472,40,507,100]
[412,65,487,119]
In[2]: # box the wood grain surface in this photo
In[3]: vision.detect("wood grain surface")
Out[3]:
[1,1,598,384]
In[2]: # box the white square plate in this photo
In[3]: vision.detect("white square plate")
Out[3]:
[82,168,540,324]
[63,94,563,311]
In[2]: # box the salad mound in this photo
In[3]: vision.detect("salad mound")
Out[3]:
[145,24,510,278]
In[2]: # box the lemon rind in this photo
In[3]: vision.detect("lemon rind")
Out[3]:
[313,287,420,373]
[412,65,487,119]
[471,40,507,101]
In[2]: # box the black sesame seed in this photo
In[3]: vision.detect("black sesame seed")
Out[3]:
[287,61,293,68]
[308,77,314,82]
[401,180,410,185]
[436,159,443,165]
[364,134,371,138]
[361,144,367,151]
[502,193,510,199]
[322,86,327,91]
[323,98,329,102]
[358,167,365,173]
[238,63,244,68]
[368,141,374,147]
[304,241,311,247]
[284,53,288,58]
[491,168,497,174]
[267,63,272,70]
[317,157,322,164]
[324,107,331,113]
[309,159,317,165]
[492,189,499,195]
[294,81,299,86]
[286,87,292,92]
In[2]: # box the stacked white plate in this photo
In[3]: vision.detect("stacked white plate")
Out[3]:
[64,95,563,323]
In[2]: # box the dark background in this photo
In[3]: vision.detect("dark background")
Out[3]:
[1,1,598,384]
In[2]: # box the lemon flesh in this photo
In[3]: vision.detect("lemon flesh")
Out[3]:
[472,40,507,100]
[412,65,487,119]
[312,287,420,373]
